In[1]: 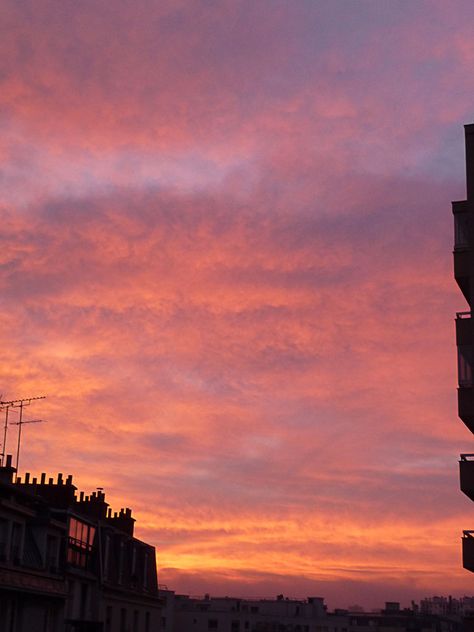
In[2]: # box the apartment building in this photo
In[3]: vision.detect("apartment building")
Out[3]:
[453,124,474,574]
[0,454,161,631]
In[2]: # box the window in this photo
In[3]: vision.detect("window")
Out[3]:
[455,213,470,250]
[68,518,95,548]
[105,606,113,632]
[10,522,22,563]
[143,551,149,588]
[0,519,8,559]
[80,583,88,619]
[103,534,110,580]
[46,535,58,571]
[132,545,137,575]
[145,611,150,632]
[118,541,125,584]
[120,608,127,632]
[459,345,474,386]
[67,518,95,568]
[208,620,218,630]
[133,609,139,632]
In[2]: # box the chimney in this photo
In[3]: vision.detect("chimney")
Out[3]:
[107,506,135,535]
[0,454,16,484]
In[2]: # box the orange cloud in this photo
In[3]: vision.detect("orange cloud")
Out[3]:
[2,0,474,609]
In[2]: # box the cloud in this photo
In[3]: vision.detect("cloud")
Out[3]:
[1,0,473,608]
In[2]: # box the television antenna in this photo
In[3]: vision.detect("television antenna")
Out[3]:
[0,396,46,469]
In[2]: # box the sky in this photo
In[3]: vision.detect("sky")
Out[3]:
[1,0,474,610]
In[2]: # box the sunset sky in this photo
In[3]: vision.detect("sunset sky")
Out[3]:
[2,0,474,609]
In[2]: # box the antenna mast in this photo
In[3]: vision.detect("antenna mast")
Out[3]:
[0,396,46,469]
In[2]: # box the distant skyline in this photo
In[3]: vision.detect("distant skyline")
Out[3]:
[1,0,474,609]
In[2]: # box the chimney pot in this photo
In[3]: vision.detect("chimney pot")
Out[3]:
[25,473,30,484]
[6,455,12,467]
[57,473,63,485]
[41,473,46,484]
[48,477,53,485]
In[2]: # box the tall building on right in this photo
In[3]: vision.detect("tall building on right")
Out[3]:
[454,124,474,572]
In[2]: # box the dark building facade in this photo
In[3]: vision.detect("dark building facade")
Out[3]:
[0,455,161,632]
[159,593,461,632]
[453,124,474,574]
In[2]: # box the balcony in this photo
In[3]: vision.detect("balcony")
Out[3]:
[458,387,474,434]
[460,454,474,501]
[457,339,474,433]
[463,531,474,572]
[453,202,473,303]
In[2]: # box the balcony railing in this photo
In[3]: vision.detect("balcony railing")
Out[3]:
[460,455,474,501]
[463,531,474,572]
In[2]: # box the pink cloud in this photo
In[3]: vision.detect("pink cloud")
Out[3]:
[2,0,474,607]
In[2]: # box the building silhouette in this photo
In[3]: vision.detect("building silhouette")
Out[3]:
[0,454,161,631]
[453,124,474,573]
[158,591,461,632]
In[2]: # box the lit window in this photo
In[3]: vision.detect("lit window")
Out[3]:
[67,517,95,568]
